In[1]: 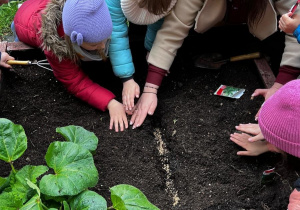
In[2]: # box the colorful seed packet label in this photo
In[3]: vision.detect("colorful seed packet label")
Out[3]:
[214,85,245,99]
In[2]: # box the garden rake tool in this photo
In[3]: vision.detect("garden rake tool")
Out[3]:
[194,52,261,69]
[7,59,52,71]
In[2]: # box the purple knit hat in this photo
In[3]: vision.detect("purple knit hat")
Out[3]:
[62,0,112,46]
[258,79,300,158]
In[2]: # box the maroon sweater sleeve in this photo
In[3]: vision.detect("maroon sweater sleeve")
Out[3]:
[146,64,166,86]
[275,65,300,85]
[45,50,115,111]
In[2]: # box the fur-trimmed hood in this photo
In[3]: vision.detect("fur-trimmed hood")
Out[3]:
[40,0,76,61]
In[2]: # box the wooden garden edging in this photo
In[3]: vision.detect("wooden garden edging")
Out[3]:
[253,57,276,88]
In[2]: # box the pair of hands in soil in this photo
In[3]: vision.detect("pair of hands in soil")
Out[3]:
[107,80,157,132]
[230,123,268,156]
[230,83,283,156]
[107,80,283,133]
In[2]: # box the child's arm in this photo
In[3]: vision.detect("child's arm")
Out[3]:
[106,0,134,78]
[105,0,139,111]
[144,18,164,52]
[45,51,129,132]
[44,50,115,112]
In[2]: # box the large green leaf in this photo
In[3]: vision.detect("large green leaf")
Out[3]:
[0,118,27,162]
[56,125,98,153]
[0,191,23,209]
[16,165,49,187]
[39,141,98,196]
[10,165,48,203]
[19,194,43,210]
[69,190,107,210]
[111,184,159,210]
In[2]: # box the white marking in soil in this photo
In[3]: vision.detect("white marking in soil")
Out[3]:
[154,128,180,207]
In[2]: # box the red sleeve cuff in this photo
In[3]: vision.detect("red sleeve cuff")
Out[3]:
[88,87,115,111]
[146,64,166,86]
[275,65,300,85]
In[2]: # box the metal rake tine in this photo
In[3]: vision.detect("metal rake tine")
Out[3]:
[36,59,52,71]
[37,59,50,65]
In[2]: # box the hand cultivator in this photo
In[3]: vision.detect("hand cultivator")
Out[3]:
[7,59,52,71]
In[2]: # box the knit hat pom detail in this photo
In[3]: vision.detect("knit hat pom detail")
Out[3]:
[71,31,83,46]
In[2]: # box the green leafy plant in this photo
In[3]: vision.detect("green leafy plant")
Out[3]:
[0,118,159,210]
[0,1,23,38]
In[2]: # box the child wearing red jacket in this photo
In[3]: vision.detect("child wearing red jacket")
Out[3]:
[230,79,300,209]
[13,0,128,132]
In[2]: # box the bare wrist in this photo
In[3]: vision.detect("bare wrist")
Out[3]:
[107,99,116,110]
[272,82,283,90]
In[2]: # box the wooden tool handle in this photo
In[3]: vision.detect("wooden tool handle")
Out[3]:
[230,52,261,62]
[7,60,31,65]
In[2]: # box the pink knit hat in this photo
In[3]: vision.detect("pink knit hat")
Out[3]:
[259,79,300,158]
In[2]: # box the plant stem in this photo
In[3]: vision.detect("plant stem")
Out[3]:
[107,206,114,209]
[9,162,16,173]
[41,202,48,210]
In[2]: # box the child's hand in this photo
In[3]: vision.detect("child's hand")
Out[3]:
[0,52,14,68]
[235,123,265,142]
[122,79,140,111]
[251,82,282,121]
[279,12,300,34]
[230,132,269,156]
[107,99,128,132]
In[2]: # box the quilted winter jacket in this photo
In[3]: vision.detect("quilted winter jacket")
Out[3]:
[13,0,115,111]
[148,0,300,71]
[105,0,165,78]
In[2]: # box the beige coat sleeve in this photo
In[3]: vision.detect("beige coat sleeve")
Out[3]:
[147,0,204,70]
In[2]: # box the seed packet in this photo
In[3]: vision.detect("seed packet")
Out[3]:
[214,85,245,99]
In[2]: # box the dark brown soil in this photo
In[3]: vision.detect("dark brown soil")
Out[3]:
[1,24,299,209]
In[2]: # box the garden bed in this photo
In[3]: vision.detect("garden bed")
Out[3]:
[1,24,298,209]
